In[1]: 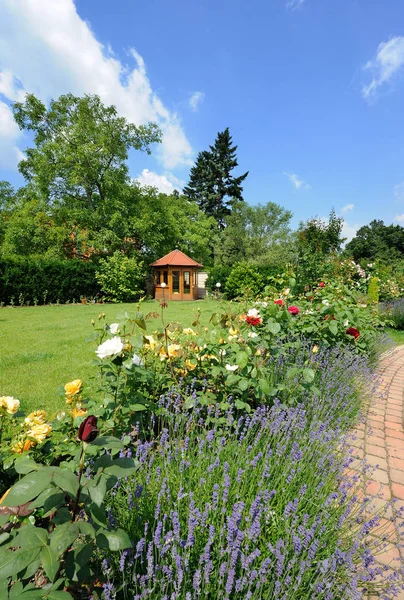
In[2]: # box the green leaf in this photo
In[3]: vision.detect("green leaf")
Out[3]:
[96,528,131,551]
[3,470,53,506]
[329,322,338,335]
[50,523,79,556]
[0,546,40,580]
[9,580,24,599]
[9,524,48,549]
[53,471,79,498]
[302,368,315,384]
[87,473,107,507]
[51,507,72,526]
[238,379,249,392]
[267,319,281,334]
[40,545,59,583]
[43,491,65,516]
[45,592,73,600]
[259,378,271,395]
[77,522,96,539]
[14,456,40,475]
[28,486,55,509]
[128,403,147,412]
[91,436,123,452]
[88,503,107,527]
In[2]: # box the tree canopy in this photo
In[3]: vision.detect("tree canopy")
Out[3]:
[344,220,404,262]
[183,128,248,227]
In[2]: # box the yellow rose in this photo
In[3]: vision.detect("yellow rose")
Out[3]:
[0,396,20,415]
[27,423,52,443]
[312,345,319,354]
[12,439,36,454]
[25,410,47,426]
[64,379,82,397]
[167,344,181,358]
[229,327,238,336]
[185,360,197,371]
[182,328,196,335]
[72,404,87,419]
[144,335,157,351]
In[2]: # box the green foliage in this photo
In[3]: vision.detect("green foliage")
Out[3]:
[0,257,99,305]
[184,128,248,227]
[13,93,161,210]
[345,219,404,261]
[213,200,295,268]
[95,251,145,303]
[225,262,264,299]
[205,265,232,293]
[298,209,345,255]
[367,276,379,303]
[0,430,136,599]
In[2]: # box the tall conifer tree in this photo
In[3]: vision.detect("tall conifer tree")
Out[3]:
[184,128,248,227]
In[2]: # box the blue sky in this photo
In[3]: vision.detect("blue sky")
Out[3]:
[1,0,404,240]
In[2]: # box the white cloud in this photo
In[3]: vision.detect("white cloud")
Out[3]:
[189,91,205,112]
[283,171,311,190]
[136,169,183,194]
[394,214,404,223]
[362,36,404,101]
[341,203,355,213]
[0,0,193,170]
[286,0,305,9]
[394,182,404,201]
[0,99,22,168]
[341,220,359,244]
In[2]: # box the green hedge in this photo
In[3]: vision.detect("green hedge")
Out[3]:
[0,257,100,305]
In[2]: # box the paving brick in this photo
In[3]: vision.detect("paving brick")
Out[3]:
[385,428,404,440]
[385,415,403,425]
[388,456,404,471]
[367,419,385,431]
[366,443,387,458]
[386,437,404,450]
[366,454,389,471]
[366,435,385,448]
[392,482,404,500]
[366,480,391,499]
[390,469,404,484]
[375,544,402,567]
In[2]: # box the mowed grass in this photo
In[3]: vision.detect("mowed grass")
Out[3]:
[0,299,225,414]
[386,327,404,345]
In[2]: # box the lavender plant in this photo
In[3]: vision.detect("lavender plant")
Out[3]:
[102,360,403,599]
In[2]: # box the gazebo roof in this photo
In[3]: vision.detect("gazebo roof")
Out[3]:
[150,249,203,268]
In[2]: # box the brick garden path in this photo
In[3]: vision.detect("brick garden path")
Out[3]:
[353,345,404,597]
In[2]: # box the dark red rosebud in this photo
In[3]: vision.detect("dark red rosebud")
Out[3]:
[246,316,261,326]
[78,415,98,442]
[346,327,360,340]
[160,301,168,309]
[288,306,300,316]
[274,299,284,306]
[319,282,325,288]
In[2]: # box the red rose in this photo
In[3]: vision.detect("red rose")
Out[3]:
[346,327,360,340]
[288,306,300,316]
[319,282,325,288]
[246,316,261,326]
[274,299,284,306]
[78,415,98,442]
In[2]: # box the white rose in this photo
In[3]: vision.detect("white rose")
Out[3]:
[132,354,144,367]
[96,336,124,359]
[225,364,238,372]
[247,308,260,319]
[219,349,227,357]
[248,332,258,338]
[322,299,330,306]
[284,288,290,296]
[343,319,349,327]
[109,323,120,334]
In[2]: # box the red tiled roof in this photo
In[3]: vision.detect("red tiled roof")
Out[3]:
[150,249,203,267]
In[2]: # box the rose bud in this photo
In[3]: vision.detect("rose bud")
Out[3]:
[78,415,98,442]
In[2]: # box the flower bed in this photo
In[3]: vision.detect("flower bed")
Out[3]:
[0,286,401,598]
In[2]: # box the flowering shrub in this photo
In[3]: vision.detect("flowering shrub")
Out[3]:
[102,379,402,599]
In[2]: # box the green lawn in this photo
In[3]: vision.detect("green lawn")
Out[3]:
[385,327,404,345]
[0,299,225,414]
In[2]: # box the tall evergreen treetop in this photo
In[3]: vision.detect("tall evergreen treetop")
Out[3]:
[183,127,248,227]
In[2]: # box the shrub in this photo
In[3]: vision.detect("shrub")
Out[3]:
[96,251,146,303]
[225,262,264,299]
[367,277,379,303]
[385,298,404,330]
[205,265,232,293]
[0,256,100,305]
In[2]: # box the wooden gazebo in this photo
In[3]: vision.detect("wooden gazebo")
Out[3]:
[151,250,203,301]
